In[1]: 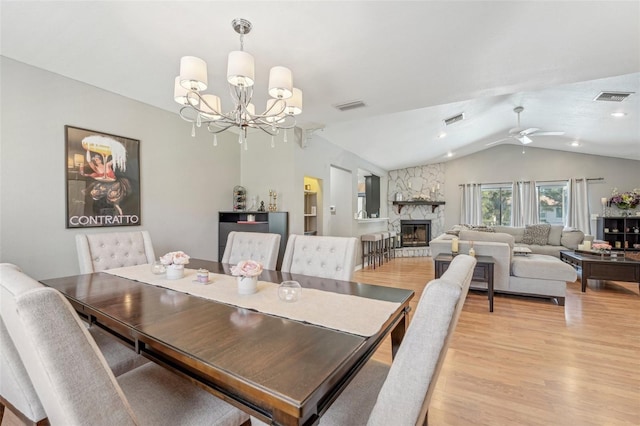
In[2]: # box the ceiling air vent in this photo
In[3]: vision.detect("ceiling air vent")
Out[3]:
[333,100,367,112]
[594,91,634,102]
[443,113,465,126]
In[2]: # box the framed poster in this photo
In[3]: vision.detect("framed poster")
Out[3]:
[65,126,141,228]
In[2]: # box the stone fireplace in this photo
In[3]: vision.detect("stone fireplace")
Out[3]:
[388,164,445,257]
[400,220,431,247]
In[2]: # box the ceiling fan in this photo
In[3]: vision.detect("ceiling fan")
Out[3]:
[486,106,565,146]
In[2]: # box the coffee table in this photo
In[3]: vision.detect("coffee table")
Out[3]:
[560,250,640,293]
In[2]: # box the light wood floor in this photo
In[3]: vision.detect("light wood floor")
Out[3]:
[355,257,640,426]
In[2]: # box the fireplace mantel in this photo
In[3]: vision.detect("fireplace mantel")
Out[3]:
[392,200,445,214]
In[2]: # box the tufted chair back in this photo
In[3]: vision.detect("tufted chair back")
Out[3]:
[221,231,281,271]
[76,231,156,274]
[367,255,475,425]
[281,235,358,281]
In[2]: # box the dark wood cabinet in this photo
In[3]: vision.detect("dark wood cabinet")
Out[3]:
[365,175,380,218]
[596,216,640,251]
[218,211,288,269]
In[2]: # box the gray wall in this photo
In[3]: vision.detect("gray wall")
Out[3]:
[4,58,636,279]
[442,144,640,232]
[1,58,240,279]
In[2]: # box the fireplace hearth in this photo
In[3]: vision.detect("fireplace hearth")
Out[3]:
[400,220,431,247]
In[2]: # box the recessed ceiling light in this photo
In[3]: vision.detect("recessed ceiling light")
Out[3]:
[611,112,627,117]
[438,132,447,139]
[445,152,454,158]
[570,141,580,147]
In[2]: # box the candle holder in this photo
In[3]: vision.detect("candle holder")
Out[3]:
[451,237,459,255]
[268,189,278,212]
[278,281,301,302]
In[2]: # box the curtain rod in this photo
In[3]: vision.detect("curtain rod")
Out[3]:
[458,177,604,187]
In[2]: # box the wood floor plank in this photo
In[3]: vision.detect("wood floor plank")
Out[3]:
[354,257,640,426]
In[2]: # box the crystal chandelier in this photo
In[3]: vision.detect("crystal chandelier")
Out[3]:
[174,18,302,149]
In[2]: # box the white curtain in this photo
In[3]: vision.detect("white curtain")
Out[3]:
[511,180,539,227]
[566,177,590,234]
[460,183,483,225]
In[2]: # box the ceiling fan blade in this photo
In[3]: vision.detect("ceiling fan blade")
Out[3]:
[530,131,565,136]
[520,128,540,136]
[486,138,510,146]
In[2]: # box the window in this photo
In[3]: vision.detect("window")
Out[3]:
[481,181,568,227]
[481,185,512,226]
[538,182,567,225]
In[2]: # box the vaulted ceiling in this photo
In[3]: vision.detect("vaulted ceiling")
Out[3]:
[1,1,638,170]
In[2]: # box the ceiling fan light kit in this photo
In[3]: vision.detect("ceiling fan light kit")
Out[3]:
[174,18,303,149]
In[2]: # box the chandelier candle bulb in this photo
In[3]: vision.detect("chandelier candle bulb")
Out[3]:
[174,77,189,105]
[227,51,255,87]
[268,66,293,99]
[179,56,208,91]
[286,88,303,115]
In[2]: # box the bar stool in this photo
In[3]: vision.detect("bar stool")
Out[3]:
[381,231,391,263]
[388,230,397,259]
[361,233,383,269]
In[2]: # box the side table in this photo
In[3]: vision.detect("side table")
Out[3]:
[434,254,495,312]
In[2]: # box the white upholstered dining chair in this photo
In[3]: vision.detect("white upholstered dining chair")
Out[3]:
[252,254,476,426]
[0,263,249,426]
[222,231,281,270]
[0,263,149,425]
[280,234,358,281]
[76,230,156,274]
[0,265,47,425]
[0,263,149,422]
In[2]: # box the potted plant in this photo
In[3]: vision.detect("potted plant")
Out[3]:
[160,251,190,279]
[231,260,263,295]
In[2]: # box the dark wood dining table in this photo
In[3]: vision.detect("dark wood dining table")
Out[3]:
[40,259,414,426]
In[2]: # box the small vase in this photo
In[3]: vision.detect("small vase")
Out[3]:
[166,264,185,280]
[237,276,258,295]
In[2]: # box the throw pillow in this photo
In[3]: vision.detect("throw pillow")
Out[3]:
[471,226,495,233]
[522,224,551,245]
[547,225,563,246]
[561,230,585,249]
[445,224,467,236]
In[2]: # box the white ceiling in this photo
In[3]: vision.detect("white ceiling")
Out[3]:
[1,1,639,170]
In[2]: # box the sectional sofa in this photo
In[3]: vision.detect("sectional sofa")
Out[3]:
[429,225,587,305]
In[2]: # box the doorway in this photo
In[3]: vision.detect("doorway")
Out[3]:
[304,176,322,235]
[328,166,352,237]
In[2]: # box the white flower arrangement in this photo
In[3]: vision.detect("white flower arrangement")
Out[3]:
[160,251,190,266]
[230,260,263,278]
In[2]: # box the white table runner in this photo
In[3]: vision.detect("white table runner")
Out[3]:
[104,265,401,337]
